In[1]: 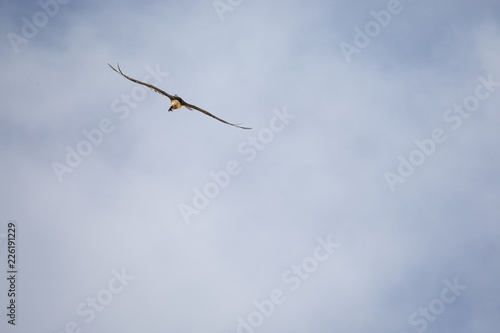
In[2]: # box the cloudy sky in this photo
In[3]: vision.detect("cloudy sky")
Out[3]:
[1,0,499,332]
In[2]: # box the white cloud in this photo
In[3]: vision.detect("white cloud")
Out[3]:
[1,1,499,332]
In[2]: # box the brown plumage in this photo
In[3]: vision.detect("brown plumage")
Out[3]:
[108,63,251,130]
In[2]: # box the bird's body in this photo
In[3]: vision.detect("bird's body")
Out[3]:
[169,98,182,111]
[108,63,250,130]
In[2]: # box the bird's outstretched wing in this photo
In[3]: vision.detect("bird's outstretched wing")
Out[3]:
[184,102,252,130]
[108,63,251,130]
[108,63,174,100]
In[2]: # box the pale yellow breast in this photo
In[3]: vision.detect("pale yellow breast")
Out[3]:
[171,100,182,109]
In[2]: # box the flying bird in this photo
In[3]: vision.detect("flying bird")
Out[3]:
[108,63,251,130]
